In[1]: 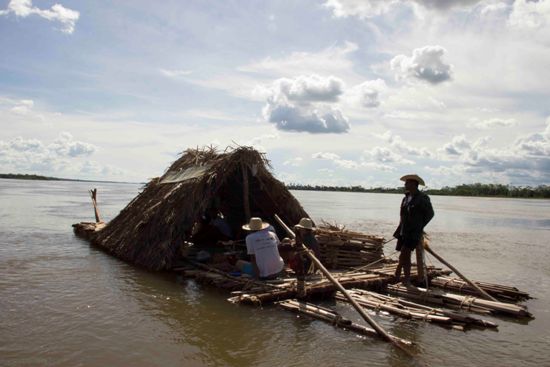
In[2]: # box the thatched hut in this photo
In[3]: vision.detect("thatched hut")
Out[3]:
[77,146,309,270]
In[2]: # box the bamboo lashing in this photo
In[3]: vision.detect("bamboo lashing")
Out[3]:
[423,239,498,302]
[273,214,414,353]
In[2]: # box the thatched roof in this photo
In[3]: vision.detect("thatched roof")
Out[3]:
[90,146,309,270]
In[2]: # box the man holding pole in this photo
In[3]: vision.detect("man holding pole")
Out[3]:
[393,174,434,286]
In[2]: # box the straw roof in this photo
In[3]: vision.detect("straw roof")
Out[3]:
[90,146,309,270]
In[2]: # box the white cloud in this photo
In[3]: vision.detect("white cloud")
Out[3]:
[241,133,280,152]
[480,2,509,16]
[283,157,303,167]
[271,75,345,103]
[312,152,360,168]
[469,117,517,129]
[346,79,387,108]
[434,124,550,185]
[0,133,97,176]
[240,42,359,78]
[261,75,350,134]
[9,99,34,115]
[442,135,471,156]
[412,0,483,11]
[363,146,414,164]
[391,45,453,84]
[0,0,80,34]
[377,130,433,157]
[323,0,401,19]
[312,150,396,171]
[48,132,96,157]
[323,0,483,19]
[8,136,45,153]
[508,0,550,30]
[159,68,193,78]
[264,102,350,134]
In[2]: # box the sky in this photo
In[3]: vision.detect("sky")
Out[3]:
[1,0,549,188]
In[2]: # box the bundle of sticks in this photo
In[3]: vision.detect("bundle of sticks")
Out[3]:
[430,276,531,302]
[387,284,532,318]
[335,289,498,331]
[316,223,384,269]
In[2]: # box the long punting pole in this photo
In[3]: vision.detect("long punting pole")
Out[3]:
[273,215,413,353]
[423,240,498,302]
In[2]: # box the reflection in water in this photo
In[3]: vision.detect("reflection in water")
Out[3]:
[1,179,550,366]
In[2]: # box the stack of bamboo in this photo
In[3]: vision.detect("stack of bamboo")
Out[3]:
[430,276,531,302]
[387,284,532,318]
[335,289,498,330]
[316,223,384,269]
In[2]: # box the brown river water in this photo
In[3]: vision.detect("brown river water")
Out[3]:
[1,179,549,366]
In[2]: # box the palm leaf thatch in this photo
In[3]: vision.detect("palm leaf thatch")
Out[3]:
[86,146,309,270]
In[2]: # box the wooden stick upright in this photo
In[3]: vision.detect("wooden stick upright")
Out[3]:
[89,188,101,223]
[423,239,498,302]
[241,163,251,221]
[274,214,413,353]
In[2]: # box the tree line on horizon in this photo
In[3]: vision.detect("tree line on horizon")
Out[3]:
[2,173,549,199]
[286,182,550,198]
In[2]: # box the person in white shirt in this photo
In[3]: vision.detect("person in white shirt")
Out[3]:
[242,217,284,280]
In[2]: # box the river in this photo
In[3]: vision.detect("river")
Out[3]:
[1,179,549,366]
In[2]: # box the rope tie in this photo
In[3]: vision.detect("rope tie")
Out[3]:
[459,296,475,310]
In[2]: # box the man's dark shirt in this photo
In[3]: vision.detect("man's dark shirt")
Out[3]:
[393,191,434,245]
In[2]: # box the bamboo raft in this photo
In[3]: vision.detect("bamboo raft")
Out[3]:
[70,150,535,354]
[223,263,449,305]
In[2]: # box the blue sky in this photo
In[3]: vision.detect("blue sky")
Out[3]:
[1,0,549,188]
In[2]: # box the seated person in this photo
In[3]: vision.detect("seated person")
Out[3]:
[208,207,233,240]
[191,208,233,245]
[293,217,321,275]
[241,217,284,280]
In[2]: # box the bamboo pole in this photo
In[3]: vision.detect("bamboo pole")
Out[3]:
[241,163,251,221]
[274,214,413,353]
[423,240,498,302]
[278,300,412,344]
[89,188,101,223]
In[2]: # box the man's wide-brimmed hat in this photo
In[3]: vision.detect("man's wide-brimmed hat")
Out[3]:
[400,174,426,186]
[295,217,315,230]
[242,217,270,231]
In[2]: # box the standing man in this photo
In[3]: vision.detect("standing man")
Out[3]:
[393,174,434,286]
[243,217,284,280]
[293,218,321,297]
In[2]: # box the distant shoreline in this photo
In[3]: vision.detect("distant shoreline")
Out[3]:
[287,184,550,199]
[2,173,548,199]
[0,173,138,185]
